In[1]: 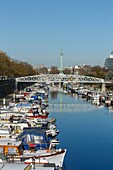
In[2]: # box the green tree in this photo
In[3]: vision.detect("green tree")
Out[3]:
[49,66,59,74]
[0,50,38,77]
[37,67,48,74]
[63,68,71,74]
[105,70,113,80]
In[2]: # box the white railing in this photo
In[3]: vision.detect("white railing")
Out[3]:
[16,74,104,84]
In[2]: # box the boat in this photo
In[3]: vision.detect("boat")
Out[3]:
[0,83,66,168]
[22,148,66,167]
[24,157,48,164]
[19,127,52,150]
[0,138,22,160]
[26,107,49,119]
[0,110,24,121]
[0,127,13,138]
[46,129,60,138]
[0,135,66,168]
[18,127,66,167]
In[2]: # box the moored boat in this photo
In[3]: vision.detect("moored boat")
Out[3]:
[22,148,66,167]
[0,83,66,168]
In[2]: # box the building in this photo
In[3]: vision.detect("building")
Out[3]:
[104,51,113,69]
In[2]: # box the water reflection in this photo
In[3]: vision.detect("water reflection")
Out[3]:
[49,90,113,170]
[49,90,113,114]
[60,91,62,113]
[50,91,58,99]
[50,90,63,113]
[49,91,100,112]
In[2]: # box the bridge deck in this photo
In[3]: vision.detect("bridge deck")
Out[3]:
[16,74,104,83]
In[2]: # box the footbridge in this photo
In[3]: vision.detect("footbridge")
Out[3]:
[16,74,104,84]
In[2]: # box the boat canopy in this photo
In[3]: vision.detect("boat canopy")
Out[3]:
[19,127,49,150]
[16,103,31,108]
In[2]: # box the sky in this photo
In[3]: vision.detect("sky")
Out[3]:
[0,0,113,67]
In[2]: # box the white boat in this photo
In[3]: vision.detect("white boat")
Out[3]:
[0,127,12,138]
[46,129,60,137]
[0,110,24,120]
[22,148,66,167]
[0,137,66,168]
[0,84,66,168]
[24,157,48,164]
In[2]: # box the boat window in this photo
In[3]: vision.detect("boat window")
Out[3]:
[3,126,8,128]
[33,136,43,143]
[8,148,17,154]
[15,126,21,131]
[0,148,3,153]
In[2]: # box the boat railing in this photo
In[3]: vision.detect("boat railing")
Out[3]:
[0,150,21,163]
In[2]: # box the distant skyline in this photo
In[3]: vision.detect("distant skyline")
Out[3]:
[0,0,113,67]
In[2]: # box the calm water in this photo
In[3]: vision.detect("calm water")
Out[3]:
[49,91,113,170]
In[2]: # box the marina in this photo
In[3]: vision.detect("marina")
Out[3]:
[0,84,66,170]
[1,0,113,169]
[0,83,113,169]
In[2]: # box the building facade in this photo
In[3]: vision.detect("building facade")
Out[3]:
[104,51,113,69]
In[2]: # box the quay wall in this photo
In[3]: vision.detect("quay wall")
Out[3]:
[0,78,35,99]
[17,82,35,91]
[0,78,15,98]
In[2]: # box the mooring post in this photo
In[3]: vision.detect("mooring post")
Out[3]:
[101,82,106,92]
[15,79,18,92]
[3,98,6,108]
[13,93,16,103]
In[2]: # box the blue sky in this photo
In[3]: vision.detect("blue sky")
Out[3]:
[0,0,113,67]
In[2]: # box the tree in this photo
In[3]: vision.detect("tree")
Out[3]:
[49,66,59,74]
[63,68,71,74]
[0,51,12,76]
[105,70,113,80]
[0,50,38,77]
[37,67,48,74]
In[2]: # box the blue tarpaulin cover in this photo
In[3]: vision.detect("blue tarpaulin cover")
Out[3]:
[19,127,49,150]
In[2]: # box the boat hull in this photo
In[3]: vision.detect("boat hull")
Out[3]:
[21,149,66,167]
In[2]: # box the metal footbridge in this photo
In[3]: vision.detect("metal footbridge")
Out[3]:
[16,74,104,84]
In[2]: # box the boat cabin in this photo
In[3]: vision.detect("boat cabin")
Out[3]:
[0,128,12,138]
[0,111,24,121]
[2,122,29,134]
[0,138,22,158]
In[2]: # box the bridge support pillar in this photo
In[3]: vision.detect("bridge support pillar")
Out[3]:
[59,82,63,88]
[59,83,61,88]
[101,83,106,92]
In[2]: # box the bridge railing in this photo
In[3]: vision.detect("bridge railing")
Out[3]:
[16,74,104,83]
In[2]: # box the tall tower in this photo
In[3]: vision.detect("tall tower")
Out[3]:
[60,49,63,74]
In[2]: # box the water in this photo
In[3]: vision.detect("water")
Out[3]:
[49,91,113,170]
